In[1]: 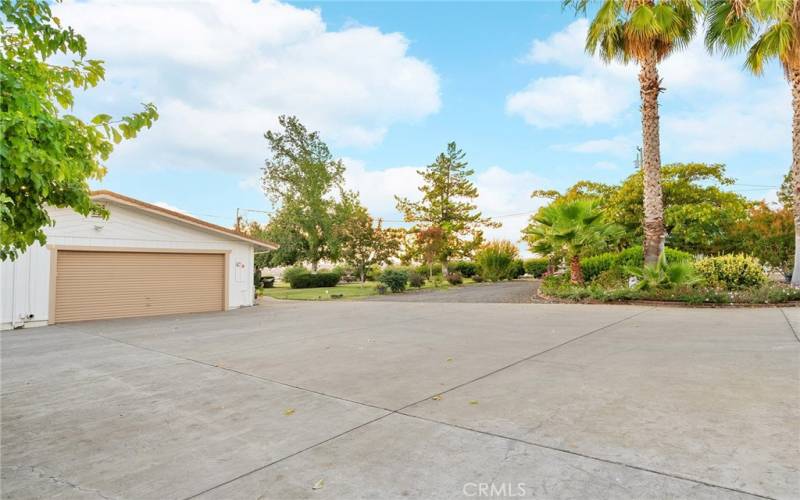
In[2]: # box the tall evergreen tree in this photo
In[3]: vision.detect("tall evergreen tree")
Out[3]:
[395,142,497,274]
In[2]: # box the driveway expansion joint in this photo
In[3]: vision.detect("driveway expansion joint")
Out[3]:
[779,307,800,343]
[395,307,654,413]
[394,412,775,500]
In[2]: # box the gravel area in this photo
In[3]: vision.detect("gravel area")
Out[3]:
[366,279,541,303]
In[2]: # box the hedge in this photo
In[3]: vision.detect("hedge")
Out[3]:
[581,245,694,283]
[524,258,548,278]
[288,272,341,289]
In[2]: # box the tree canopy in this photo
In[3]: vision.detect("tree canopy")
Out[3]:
[525,163,752,256]
[0,0,158,260]
[395,142,496,271]
[261,115,346,271]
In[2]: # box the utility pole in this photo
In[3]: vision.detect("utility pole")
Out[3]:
[235,208,241,232]
[634,146,643,171]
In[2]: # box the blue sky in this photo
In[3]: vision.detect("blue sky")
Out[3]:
[55,0,789,251]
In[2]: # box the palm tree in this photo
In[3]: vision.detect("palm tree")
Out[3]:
[705,0,799,285]
[564,0,702,266]
[528,199,623,283]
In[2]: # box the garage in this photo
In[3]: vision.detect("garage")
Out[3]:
[1,190,277,329]
[54,250,226,323]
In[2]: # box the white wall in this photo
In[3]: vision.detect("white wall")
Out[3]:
[1,203,255,329]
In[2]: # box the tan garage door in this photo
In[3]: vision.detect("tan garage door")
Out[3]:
[55,250,225,323]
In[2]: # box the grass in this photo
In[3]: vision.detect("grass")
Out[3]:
[260,278,476,301]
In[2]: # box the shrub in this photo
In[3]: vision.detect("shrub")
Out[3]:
[378,269,408,293]
[416,264,442,277]
[408,271,426,288]
[615,245,693,269]
[626,253,702,291]
[289,272,341,289]
[524,258,548,278]
[282,266,307,283]
[476,240,519,281]
[510,259,525,279]
[446,272,463,285]
[472,274,484,283]
[591,268,626,289]
[581,252,617,282]
[449,261,478,277]
[695,254,766,290]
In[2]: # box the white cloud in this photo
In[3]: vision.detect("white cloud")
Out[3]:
[56,0,441,172]
[506,75,630,127]
[593,161,618,171]
[342,158,422,220]
[553,134,636,158]
[153,201,193,217]
[663,84,791,157]
[509,18,790,164]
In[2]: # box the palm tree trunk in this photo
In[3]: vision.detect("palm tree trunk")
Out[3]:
[790,68,800,286]
[639,53,665,266]
[569,255,583,284]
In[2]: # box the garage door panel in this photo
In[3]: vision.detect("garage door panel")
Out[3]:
[55,251,225,323]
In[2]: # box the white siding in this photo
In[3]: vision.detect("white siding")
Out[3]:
[1,203,255,329]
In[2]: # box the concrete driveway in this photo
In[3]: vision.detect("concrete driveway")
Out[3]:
[2,302,798,499]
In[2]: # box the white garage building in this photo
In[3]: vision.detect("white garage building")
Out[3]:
[1,190,276,329]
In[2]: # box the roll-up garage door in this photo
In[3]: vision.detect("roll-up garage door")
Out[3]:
[54,250,225,323]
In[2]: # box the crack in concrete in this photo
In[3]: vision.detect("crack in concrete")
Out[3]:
[5,464,112,500]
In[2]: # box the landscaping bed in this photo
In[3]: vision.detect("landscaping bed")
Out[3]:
[539,276,800,307]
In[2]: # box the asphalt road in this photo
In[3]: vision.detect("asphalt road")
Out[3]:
[367,279,541,303]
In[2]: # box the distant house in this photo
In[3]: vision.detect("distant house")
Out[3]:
[1,190,277,329]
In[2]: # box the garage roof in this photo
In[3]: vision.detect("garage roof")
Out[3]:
[90,190,278,251]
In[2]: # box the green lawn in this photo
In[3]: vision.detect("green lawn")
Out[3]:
[259,278,476,301]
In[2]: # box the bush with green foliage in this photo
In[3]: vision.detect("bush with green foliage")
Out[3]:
[524,258,549,278]
[472,275,484,283]
[541,275,799,304]
[694,254,766,290]
[282,266,307,283]
[615,245,693,269]
[580,252,618,282]
[626,253,702,291]
[289,272,341,289]
[378,269,408,293]
[416,264,442,277]
[446,272,463,285]
[510,259,525,279]
[449,261,478,277]
[408,271,426,288]
[476,241,519,281]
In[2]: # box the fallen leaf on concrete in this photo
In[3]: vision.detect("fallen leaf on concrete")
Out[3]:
[432,395,442,401]
[469,400,479,405]
[312,479,324,490]
[446,357,453,362]
[284,408,295,416]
